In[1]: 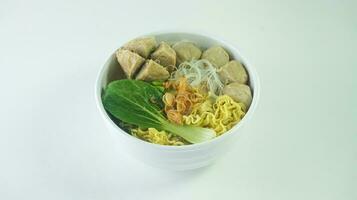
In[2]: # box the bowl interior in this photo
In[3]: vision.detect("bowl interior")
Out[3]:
[96,31,259,147]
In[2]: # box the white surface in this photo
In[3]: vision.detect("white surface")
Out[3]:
[0,0,356,199]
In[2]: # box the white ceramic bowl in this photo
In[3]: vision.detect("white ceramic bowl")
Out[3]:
[95,31,260,170]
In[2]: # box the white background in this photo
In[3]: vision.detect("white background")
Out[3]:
[0,0,356,199]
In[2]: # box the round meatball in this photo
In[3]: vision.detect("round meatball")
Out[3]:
[223,83,252,109]
[172,41,202,65]
[201,46,229,67]
[218,60,248,84]
[123,37,157,58]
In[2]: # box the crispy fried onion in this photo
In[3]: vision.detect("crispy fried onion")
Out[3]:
[163,77,205,124]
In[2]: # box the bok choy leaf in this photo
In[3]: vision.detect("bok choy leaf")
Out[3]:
[102,79,215,144]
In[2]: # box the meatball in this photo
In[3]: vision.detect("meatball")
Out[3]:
[223,83,252,109]
[201,46,229,67]
[116,49,145,79]
[172,41,202,65]
[218,60,248,84]
[123,37,157,58]
[151,42,176,72]
[135,59,170,81]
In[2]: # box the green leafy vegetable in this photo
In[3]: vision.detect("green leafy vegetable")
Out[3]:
[150,80,165,92]
[102,79,216,144]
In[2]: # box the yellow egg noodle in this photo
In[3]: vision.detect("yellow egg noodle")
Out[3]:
[183,95,246,135]
[131,128,186,146]
[131,95,246,146]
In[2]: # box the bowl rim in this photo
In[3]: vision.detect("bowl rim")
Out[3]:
[95,30,261,151]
